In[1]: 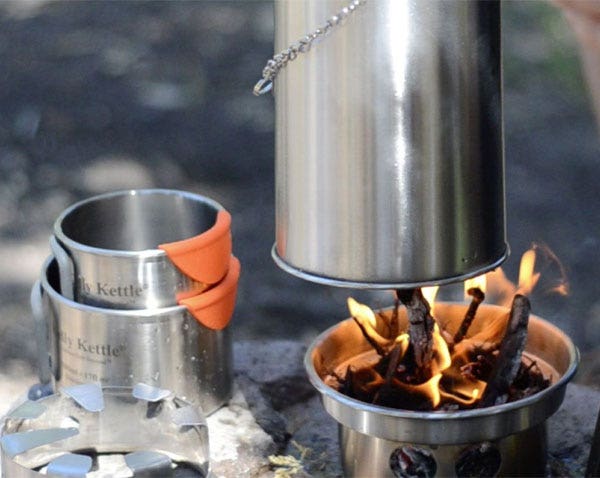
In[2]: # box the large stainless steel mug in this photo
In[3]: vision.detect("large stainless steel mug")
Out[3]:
[32,257,237,415]
[273,0,507,288]
[53,189,232,309]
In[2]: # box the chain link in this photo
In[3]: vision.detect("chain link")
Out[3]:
[253,0,367,96]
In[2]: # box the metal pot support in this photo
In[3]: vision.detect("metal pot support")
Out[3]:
[1,384,209,477]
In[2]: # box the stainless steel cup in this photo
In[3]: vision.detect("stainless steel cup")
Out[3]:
[53,189,232,309]
[33,258,233,415]
[273,0,507,288]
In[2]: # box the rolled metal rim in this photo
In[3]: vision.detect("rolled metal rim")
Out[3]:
[305,306,579,445]
[273,244,509,289]
[41,256,184,317]
[54,189,225,259]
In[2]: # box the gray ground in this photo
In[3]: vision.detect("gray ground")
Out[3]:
[0,0,598,391]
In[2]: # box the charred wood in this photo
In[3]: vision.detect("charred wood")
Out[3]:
[480,294,531,407]
[351,316,387,357]
[396,288,435,378]
[453,287,485,344]
[373,342,403,405]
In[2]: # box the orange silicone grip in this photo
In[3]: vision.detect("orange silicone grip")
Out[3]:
[159,210,232,285]
[179,256,240,330]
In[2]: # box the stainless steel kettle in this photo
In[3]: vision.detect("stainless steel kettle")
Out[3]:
[271,0,507,288]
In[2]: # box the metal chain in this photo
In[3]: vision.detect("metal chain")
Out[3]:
[253,0,367,96]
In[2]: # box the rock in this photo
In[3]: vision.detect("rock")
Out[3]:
[547,383,600,477]
[234,340,342,476]
[208,387,276,478]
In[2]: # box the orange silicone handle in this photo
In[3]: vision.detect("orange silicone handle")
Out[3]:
[179,256,240,330]
[159,210,232,285]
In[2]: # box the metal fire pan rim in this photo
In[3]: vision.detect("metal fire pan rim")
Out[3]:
[272,244,509,289]
[305,306,579,445]
[53,188,225,258]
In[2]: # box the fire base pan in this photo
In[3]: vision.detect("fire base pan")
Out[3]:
[340,423,546,477]
[305,304,579,477]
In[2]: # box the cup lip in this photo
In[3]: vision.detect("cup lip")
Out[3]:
[40,256,186,316]
[40,255,239,320]
[53,189,225,258]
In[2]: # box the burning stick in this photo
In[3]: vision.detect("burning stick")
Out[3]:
[480,294,531,407]
[396,289,435,377]
[351,316,387,357]
[372,342,404,405]
[453,287,485,344]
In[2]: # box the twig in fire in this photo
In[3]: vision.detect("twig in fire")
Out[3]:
[351,316,387,357]
[453,287,485,344]
[372,342,403,405]
[480,294,531,407]
[396,288,435,380]
[332,289,548,411]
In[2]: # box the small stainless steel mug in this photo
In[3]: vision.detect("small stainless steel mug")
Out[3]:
[33,257,235,415]
[53,189,232,309]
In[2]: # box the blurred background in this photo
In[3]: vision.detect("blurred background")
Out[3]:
[0,1,598,396]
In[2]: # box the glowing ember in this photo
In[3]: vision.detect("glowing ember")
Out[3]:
[327,247,565,411]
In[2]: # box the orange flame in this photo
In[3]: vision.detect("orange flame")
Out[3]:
[464,274,487,299]
[343,246,566,411]
[485,244,568,306]
[517,249,540,295]
[413,374,443,408]
[347,297,377,328]
[422,285,439,315]
[347,297,390,350]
